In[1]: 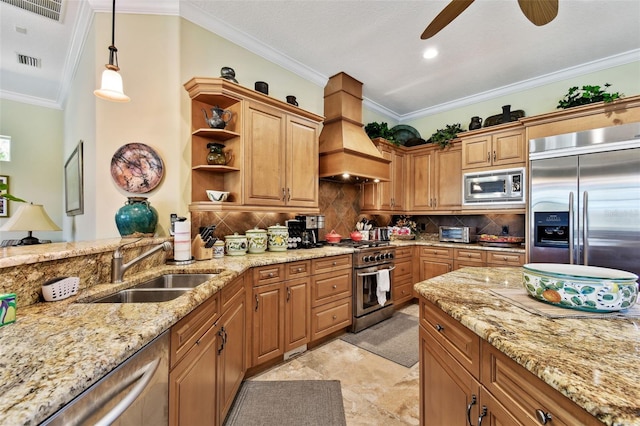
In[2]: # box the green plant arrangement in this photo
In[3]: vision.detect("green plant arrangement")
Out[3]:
[557,83,624,109]
[429,123,464,149]
[0,182,25,203]
[364,122,398,145]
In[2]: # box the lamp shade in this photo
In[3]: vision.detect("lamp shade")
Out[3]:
[0,203,61,232]
[94,69,130,102]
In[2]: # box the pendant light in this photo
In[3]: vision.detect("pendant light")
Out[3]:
[94,0,130,102]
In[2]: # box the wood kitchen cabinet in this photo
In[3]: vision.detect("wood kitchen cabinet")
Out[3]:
[310,255,353,340]
[250,261,311,367]
[419,298,601,426]
[184,77,323,213]
[169,274,246,426]
[360,139,406,212]
[419,247,453,281]
[460,123,526,171]
[393,246,415,305]
[407,143,462,213]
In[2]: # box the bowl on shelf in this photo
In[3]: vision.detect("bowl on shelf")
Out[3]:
[206,190,230,202]
[522,263,639,312]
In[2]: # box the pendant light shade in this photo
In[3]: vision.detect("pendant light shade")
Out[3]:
[94,0,130,102]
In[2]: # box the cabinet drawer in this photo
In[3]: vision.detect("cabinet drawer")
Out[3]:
[454,248,486,263]
[285,260,311,280]
[394,258,413,281]
[419,247,453,259]
[393,282,415,304]
[220,274,245,312]
[311,298,352,340]
[395,246,414,259]
[312,255,352,274]
[420,299,480,379]
[481,341,601,426]
[311,270,352,307]
[486,251,524,266]
[170,293,219,368]
[253,264,285,286]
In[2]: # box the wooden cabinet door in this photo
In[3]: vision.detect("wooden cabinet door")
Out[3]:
[409,149,434,210]
[420,326,481,426]
[286,115,319,207]
[360,182,379,210]
[420,258,452,281]
[379,147,406,211]
[379,147,394,210]
[284,277,311,352]
[478,388,523,426]
[169,321,219,426]
[217,295,246,425]
[461,135,491,169]
[244,101,286,206]
[252,283,284,365]
[434,146,461,210]
[492,130,525,167]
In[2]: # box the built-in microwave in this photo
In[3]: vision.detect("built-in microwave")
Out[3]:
[463,167,525,206]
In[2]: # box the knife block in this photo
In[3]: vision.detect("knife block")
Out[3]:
[192,236,213,260]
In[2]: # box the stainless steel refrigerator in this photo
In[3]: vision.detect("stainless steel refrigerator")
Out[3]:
[528,122,640,276]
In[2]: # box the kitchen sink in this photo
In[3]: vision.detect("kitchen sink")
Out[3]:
[133,273,219,289]
[91,288,189,303]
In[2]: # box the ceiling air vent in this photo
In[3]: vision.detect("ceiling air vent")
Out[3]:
[1,0,62,21]
[17,53,41,68]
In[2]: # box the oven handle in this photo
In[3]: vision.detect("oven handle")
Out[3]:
[357,266,395,277]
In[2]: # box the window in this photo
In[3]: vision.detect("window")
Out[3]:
[0,135,10,161]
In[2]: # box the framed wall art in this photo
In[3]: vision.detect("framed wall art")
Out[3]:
[64,140,84,216]
[0,175,8,217]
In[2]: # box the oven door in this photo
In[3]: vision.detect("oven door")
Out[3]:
[354,264,395,317]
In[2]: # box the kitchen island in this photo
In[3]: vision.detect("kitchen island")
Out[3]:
[414,267,640,425]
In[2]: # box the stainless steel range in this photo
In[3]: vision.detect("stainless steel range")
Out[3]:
[328,240,396,332]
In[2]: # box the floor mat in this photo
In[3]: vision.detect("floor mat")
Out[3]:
[224,380,346,426]
[340,312,418,367]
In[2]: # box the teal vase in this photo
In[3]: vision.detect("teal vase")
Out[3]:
[115,197,158,237]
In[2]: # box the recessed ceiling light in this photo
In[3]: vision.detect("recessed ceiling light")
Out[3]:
[423,48,438,59]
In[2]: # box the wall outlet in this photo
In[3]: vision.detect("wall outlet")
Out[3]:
[501,225,509,235]
[420,223,426,231]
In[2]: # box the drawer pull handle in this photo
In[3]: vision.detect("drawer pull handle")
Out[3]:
[477,406,487,426]
[297,267,302,272]
[332,261,337,266]
[332,285,337,289]
[535,409,552,424]
[268,272,274,278]
[466,394,477,426]
[467,254,471,258]
[332,315,337,320]
[503,256,508,261]
[435,324,444,332]
[255,294,259,311]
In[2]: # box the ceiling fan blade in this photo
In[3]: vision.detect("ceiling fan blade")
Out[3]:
[421,0,475,40]
[517,0,559,26]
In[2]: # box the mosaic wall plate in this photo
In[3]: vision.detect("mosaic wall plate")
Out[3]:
[111,143,164,193]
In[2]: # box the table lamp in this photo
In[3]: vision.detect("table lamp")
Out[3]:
[0,203,61,245]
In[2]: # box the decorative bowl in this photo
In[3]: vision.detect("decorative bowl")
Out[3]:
[325,230,342,243]
[522,263,639,312]
[206,190,229,202]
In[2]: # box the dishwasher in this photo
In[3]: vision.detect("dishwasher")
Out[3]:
[42,331,169,426]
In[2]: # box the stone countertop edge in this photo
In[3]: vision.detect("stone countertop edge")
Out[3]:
[413,267,640,426]
[0,245,353,426]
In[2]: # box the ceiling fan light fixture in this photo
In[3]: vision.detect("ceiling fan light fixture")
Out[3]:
[94,0,130,102]
[422,48,438,59]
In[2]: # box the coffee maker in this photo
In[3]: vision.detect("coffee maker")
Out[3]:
[289,215,325,248]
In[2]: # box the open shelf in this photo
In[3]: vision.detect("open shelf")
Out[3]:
[192,165,241,173]
[192,128,240,141]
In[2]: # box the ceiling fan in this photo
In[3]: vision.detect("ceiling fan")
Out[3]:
[421,0,559,39]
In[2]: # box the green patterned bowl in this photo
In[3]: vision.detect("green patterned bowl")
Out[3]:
[522,263,638,312]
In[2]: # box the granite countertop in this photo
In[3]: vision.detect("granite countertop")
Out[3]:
[414,267,640,426]
[0,245,353,426]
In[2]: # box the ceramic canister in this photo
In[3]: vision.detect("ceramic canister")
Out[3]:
[225,233,248,256]
[246,227,267,254]
[267,224,289,252]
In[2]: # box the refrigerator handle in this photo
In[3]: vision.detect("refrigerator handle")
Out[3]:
[569,192,574,264]
[583,191,589,266]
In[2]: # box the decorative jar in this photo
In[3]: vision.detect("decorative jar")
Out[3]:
[267,224,288,252]
[225,233,247,256]
[115,197,158,237]
[246,227,267,254]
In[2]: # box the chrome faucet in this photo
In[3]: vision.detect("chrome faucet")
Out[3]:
[111,239,173,283]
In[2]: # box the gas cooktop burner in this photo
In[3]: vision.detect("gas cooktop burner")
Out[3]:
[325,239,391,249]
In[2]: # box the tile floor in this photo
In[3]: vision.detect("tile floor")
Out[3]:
[249,303,420,425]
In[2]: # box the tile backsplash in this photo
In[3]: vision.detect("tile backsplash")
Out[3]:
[190,181,525,240]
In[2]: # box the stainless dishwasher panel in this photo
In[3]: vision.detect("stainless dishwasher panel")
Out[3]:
[42,331,169,426]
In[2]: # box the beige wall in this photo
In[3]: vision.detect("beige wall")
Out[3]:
[0,99,64,242]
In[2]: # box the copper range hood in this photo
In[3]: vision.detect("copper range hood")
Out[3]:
[318,72,390,183]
